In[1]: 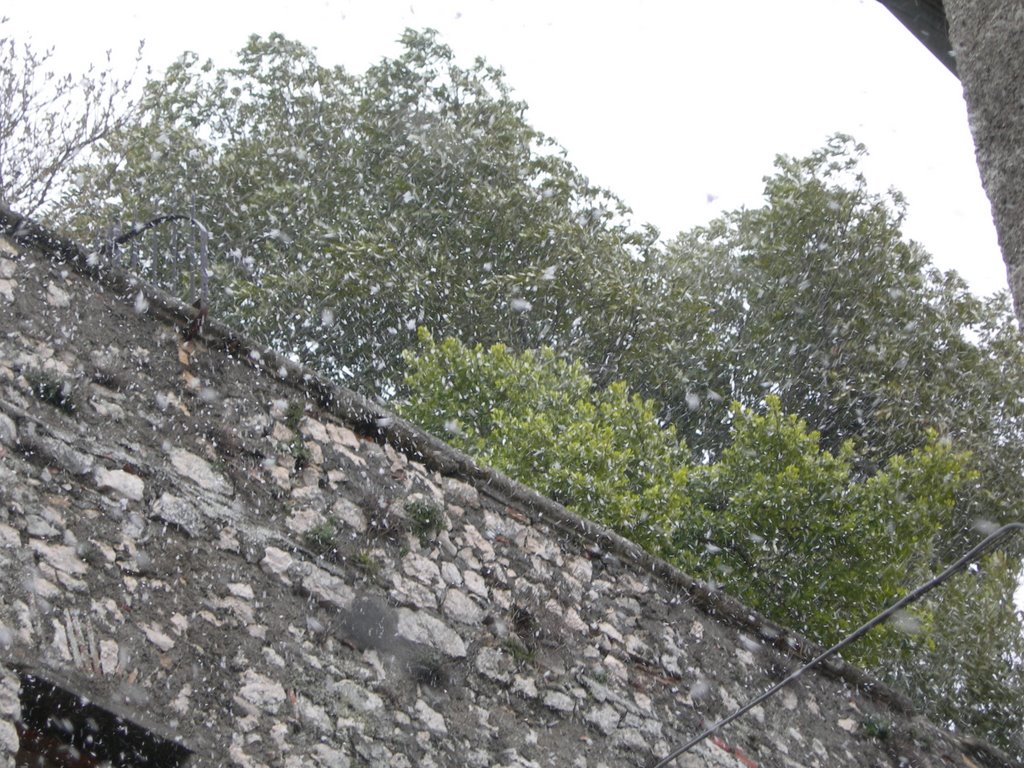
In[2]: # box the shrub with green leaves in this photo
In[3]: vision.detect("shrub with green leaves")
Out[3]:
[400,328,689,553]
[677,398,971,661]
[399,332,1024,757]
[400,332,972,661]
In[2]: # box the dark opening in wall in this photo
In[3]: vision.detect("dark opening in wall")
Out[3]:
[16,673,191,768]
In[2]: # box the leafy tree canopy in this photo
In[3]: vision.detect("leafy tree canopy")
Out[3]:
[681,401,968,654]
[62,29,655,393]
[631,138,1017,455]
[605,136,1024,556]
[59,37,1023,554]
[401,331,1022,753]
[400,328,689,552]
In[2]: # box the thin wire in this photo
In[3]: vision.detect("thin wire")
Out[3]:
[651,522,1024,768]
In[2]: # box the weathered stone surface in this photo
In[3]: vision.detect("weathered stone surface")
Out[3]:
[443,476,479,509]
[312,744,351,767]
[0,280,14,305]
[22,427,94,475]
[238,670,287,714]
[475,647,512,684]
[94,466,145,501]
[332,496,367,532]
[228,583,255,600]
[99,638,119,676]
[169,448,233,496]
[25,514,59,540]
[0,413,14,446]
[414,699,448,735]
[301,564,355,610]
[439,561,462,586]
[0,235,1008,768]
[463,569,489,599]
[390,572,437,610]
[331,680,383,713]
[396,608,467,658]
[585,703,621,736]
[0,720,15,764]
[402,551,441,585]
[260,546,293,581]
[151,493,205,537]
[270,421,294,443]
[46,282,70,308]
[285,506,324,535]
[0,670,18,718]
[30,541,88,576]
[543,690,575,714]
[460,524,496,561]
[141,622,175,652]
[300,416,329,444]
[442,588,484,625]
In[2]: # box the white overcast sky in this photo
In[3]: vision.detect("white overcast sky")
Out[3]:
[4,0,1009,297]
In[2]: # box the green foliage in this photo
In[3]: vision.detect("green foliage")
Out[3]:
[352,548,381,577]
[861,717,892,741]
[284,400,305,431]
[303,518,340,558]
[634,137,1024,756]
[502,636,536,665]
[400,329,689,552]
[61,30,653,394]
[289,437,312,470]
[678,398,970,660]
[631,137,1024,541]
[881,551,1024,755]
[399,331,1024,756]
[405,497,445,543]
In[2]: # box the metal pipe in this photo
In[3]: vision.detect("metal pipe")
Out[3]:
[651,522,1024,768]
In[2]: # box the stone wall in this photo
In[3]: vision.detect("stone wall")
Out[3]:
[0,224,1016,767]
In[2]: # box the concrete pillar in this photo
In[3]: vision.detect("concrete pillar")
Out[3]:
[945,0,1024,320]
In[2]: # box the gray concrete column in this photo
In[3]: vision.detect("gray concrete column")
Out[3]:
[945,0,1024,319]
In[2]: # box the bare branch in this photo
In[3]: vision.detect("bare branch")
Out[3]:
[0,19,140,218]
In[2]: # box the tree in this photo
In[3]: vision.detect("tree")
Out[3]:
[621,139,975,451]
[401,334,975,660]
[607,137,1024,550]
[61,30,655,395]
[0,19,138,217]
[629,144,1024,753]
[678,399,970,660]
[401,333,1024,757]
[400,329,689,552]
[885,550,1024,757]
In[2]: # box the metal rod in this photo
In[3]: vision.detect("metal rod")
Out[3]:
[99,213,211,310]
[651,522,1024,768]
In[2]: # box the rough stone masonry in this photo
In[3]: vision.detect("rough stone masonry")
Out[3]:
[0,222,1018,767]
